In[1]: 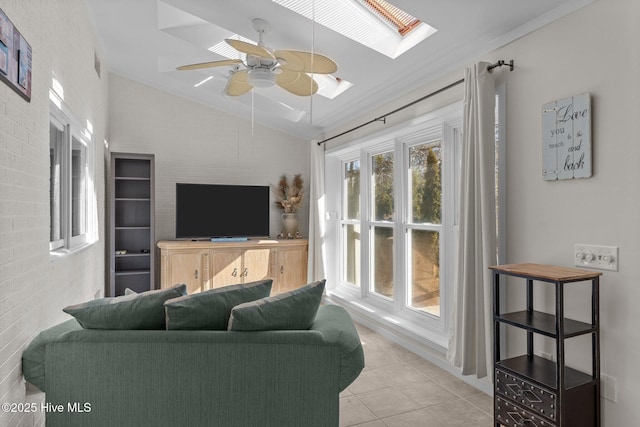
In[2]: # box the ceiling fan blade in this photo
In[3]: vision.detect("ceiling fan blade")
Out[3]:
[275,50,337,74]
[176,59,243,71]
[224,70,253,96]
[225,39,274,60]
[276,68,318,96]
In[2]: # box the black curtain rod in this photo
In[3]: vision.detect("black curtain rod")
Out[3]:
[317,59,514,146]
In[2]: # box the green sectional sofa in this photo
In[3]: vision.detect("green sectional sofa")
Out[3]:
[23,304,364,427]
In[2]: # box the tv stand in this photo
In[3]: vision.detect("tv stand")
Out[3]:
[157,239,308,294]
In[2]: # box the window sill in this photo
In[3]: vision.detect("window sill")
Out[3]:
[50,239,98,262]
[324,289,449,351]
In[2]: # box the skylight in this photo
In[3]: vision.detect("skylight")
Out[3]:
[273,0,436,58]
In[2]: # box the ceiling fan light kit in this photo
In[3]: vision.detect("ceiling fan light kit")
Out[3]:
[247,68,276,87]
[177,18,337,98]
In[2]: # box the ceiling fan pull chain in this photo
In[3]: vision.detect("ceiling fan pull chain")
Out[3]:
[309,0,316,125]
[251,89,255,138]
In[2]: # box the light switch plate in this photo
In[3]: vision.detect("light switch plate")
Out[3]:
[574,244,618,271]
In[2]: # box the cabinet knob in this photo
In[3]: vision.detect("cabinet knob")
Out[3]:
[242,268,248,277]
[232,268,238,277]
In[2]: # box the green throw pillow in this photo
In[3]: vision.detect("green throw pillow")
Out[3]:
[164,280,273,330]
[62,284,187,329]
[228,280,326,331]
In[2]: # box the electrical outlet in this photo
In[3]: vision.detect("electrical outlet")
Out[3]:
[601,374,617,402]
[575,244,618,271]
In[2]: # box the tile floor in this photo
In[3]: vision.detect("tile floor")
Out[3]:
[340,323,494,427]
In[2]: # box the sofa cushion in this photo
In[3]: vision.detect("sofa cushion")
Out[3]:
[63,284,187,329]
[164,280,273,330]
[228,280,325,331]
[22,318,82,392]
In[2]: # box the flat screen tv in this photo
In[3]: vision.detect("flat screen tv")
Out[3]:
[176,183,270,239]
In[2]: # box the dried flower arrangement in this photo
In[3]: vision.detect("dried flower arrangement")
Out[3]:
[272,174,304,213]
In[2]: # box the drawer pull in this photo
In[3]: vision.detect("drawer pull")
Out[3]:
[232,268,238,277]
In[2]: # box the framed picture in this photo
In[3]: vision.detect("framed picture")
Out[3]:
[0,9,11,47]
[0,7,31,101]
[542,93,591,180]
[17,36,30,89]
[0,42,8,75]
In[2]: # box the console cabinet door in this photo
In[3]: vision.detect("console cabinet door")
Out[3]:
[242,248,274,283]
[164,250,207,294]
[275,246,308,294]
[210,249,243,288]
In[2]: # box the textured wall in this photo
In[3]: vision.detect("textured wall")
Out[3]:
[106,73,310,242]
[0,1,108,426]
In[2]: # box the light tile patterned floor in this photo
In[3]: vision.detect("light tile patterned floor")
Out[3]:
[340,323,494,427]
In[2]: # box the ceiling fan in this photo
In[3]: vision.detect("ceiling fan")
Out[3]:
[177,18,338,97]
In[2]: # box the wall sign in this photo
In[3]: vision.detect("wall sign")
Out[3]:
[0,8,32,102]
[542,93,591,180]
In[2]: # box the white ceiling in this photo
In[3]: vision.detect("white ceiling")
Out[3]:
[85,0,594,140]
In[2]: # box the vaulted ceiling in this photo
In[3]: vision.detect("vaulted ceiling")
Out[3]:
[85,0,594,140]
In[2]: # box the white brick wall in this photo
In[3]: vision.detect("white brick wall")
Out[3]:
[107,74,311,241]
[0,1,107,426]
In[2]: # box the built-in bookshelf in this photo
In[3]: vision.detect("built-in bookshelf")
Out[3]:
[109,153,155,296]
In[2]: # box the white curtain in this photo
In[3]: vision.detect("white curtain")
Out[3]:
[307,140,326,281]
[447,62,497,379]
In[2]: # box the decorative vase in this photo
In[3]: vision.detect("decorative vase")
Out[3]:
[281,212,298,238]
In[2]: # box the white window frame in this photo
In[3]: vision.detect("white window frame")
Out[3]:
[326,89,506,350]
[325,102,462,346]
[49,91,96,255]
[49,116,67,251]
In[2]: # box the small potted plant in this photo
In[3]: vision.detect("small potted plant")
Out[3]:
[273,174,303,238]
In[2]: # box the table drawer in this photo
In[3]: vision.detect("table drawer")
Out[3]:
[495,368,557,422]
[496,396,556,427]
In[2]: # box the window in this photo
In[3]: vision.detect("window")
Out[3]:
[49,92,95,253]
[407,141,442,316]
[325,103,463,343]
[326,90,505,347]
[370,151,395,300]
[342,159,361,287]
[49,120,65,250]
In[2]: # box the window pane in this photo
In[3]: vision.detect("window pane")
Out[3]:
[372,226,393,299]
[50,123,63,244]
[372,152,394,221]
[344,160,360,220]
[409,229,440,316]
[71,136,86,237]
[344,224,361,286]
[409,142,441,224]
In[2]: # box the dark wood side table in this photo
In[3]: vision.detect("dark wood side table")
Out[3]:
[490,263,601,427]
